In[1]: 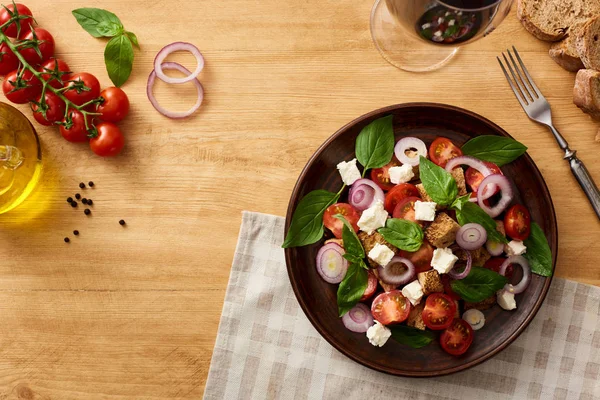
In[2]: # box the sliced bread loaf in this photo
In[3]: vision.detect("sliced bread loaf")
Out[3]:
[518,0,582,41]
[549,21,585,72]
[576,16,600,70]
[573,69,600,120]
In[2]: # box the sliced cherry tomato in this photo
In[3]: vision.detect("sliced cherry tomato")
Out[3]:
[429,137,463,168]
[322,203,360,239]
[422,293,457,330]
[371,157,401,191]
[0,3,33,38]
[392,196,423,226]
[96,87,130,123]
[32,92,66,126]
[504,204,531,241]
[398,240,434,273]
[63,72,101,106]
[0,42,19,75]
[441,275,461,301]
[465,161,502,193]
[384,183,420,214]
[360,271,378,301]
[371,290,411,325]
[440,318,474,356]
[2,68,41,104]
[60,109,91,143]
[89,122,125,157]
[484,257,514,279]
[39,58,71,88]
[20,28,55,65]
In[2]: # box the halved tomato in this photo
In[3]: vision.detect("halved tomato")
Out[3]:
[384,183,420,214]
[483,257,514,279]
[504,204,531,241]
[371,290,411,325]
[371,157,401,191]
[392,196,423,225]
[429,137,463,168]
[441,275,461,301]
[322,203,360,239]
[360,271,378,301]
[422,293,457,330]
[465,161,502,193]
[398,240,434,273]
[440,318,474,356]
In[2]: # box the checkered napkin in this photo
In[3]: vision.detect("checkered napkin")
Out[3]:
[204,212,600,400]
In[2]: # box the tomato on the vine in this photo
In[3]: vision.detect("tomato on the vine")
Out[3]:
[0,42,19,75]
[96,87,130,123]
[2,68,41,104]
[0,3,34,38]
[32,92,65,126]
[39,58,71,88]
[63,72,101,106]
[89,122,125,157]
[19,28,55,65]
[59,109,91,143]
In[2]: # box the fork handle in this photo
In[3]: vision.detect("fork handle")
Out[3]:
[565,151,600,219]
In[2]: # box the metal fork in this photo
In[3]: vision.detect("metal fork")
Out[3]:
[498,46,600,220]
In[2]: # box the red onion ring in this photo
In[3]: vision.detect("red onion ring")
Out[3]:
[147,62,204,119]
[477,174,514,218]
[341,303,374,333]
[499,255,531,294]
[153,42,205,84]
[316,243,348,284]
[349,179,385,211]
[448,250,472,280]
[377,256,415,285]
[456,223,487,250]
[486,240,504,256]
[394,137,427,166]
[445,155,496,196]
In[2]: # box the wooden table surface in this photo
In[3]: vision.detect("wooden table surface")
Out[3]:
[1,0,599,398]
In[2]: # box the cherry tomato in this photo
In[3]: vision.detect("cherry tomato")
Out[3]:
[504,204,531,241]
[2,68,41,104]
[440,318,474,356]
[60,109,91,143]
[370,157,401,191]
[32,92,65,126]
[0,3,33,38]
[392,196,423,226]
[429,137,463,168]
[465,161,502,193]
[19,28,55,65]
[371,290,411,325]
[322,203,360,239]
[95,87,130,123]
[441,275,461,301]
[360,271,378,301]
[484,257,514,279]
[0,42,19,75]
[89,122,125,157]
[422,293,457,330]
[38,58,71,88]
[398,240,434,274]
[384,183,420,214]
[63,72,101,106]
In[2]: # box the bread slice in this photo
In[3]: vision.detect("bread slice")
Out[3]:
[576,16,600,70]
[549,21,585,72]
[573,69,600,120]
[518,0,581,41]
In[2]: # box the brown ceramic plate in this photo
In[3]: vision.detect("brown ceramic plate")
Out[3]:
[284,103,557,377]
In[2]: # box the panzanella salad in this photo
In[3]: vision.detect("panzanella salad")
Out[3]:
[283,115,553,356]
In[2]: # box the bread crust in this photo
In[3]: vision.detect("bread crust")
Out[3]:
[517,0,568,42]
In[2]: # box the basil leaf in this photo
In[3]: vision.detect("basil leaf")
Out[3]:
[355,115,395,171]
[335,214,365,259]
[377,218,423,252]
[523,222,553,277]
[96,20,123,37]
[454,202,508,244]
[451,194,471,211]
[337,262,368,316]
[450,267,508,303]
[104,34,134,87]
[125,31,140,49]
[72,8,123,38]
[461,136,527,166]
[389,325,435,348]
[418,156,458,206]
[282,190,339,248]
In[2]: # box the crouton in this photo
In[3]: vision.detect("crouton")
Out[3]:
[495,220,505,237]
[450,168,468,196]
[416,183,433,202]
[454,300,460,319]
[358,231,397,268]
[424,213,460,248]
[372,268,398,292]
[407,302,426,330]
[464,294,496,311]
[417,269,444,295]
[456,246,491,267]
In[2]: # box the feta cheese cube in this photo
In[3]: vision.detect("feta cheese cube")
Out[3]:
[366,321,391,347]
[389,164,415,184]
[438,17,444,24]
[357,200,388,234]
[497,290,517,310]
[505,240,527,256]
[449,19,455,26]
[421,23,431,29]
[336,158,361,186]
[445,11,451,16]
[402,280,424,306]
[431,247,458,274]
[414,201,437,221]
[434,30,442,37]
[368,243,395,267]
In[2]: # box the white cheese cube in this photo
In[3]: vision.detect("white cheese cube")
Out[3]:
[368,243,395,267]
[336,158,361,186]
[366,321,391,347]
[357,200,388,234]
[434,30,442,37]
[438,17,444,24]
[505,240,527,256]
[389,164,415,184]
[421,23,431,29]
[449,19,456,26]
[401,280,424,306]
[414,201,437,221]
[497,290,517,310]
[431,247,458,274]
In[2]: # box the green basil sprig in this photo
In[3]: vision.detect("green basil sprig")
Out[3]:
[355,115,395,175]
[461,136,527,166]
[335,214,365,260]
[450,267,508,303]
[523,222,553,277]
[419,156,458,206]
[452,201,508,244]
[282,190,339,248]
[389,325,435,348]
[378,218,423,252]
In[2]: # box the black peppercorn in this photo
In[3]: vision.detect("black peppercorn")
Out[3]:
[84,209,91,215]
[88,181,94,187]
[87,199,93,206]
[67,197,73,203]
[75,193,81,200]
[79,182,85,189]
[119,219,126,225]
[73,230,79,235]
[64,237,70,243]
[71,201,77,208]
[82,198,88,205]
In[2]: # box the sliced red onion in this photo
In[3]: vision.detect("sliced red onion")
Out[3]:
[456,223,487,250]
[147,62,204,119]
[394,137,427,166]
[153,42,205,84]
[445,156,496,196]
[486,240,504,256]
[341,303,374,333]
[377,257,415,285]
[316,243,348,284]
[448,250,472,280]
[499,255,531,294]
[477,174,514,218]
[349,179,385,211]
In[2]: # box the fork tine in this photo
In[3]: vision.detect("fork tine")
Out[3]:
[511,46,542,98]
[502,53,531,104]
[497,56,528,109]
[506,49,537,101]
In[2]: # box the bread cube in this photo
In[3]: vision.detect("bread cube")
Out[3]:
[424,213,460,248]
[417,269,444,295]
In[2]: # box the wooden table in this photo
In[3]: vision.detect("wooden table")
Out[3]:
[1,1,599,398]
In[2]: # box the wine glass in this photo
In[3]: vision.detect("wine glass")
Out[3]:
[371,0,514,72]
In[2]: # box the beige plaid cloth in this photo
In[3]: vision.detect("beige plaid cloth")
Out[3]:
[204,212,600,400]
